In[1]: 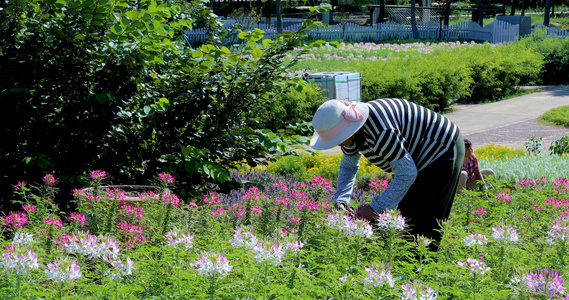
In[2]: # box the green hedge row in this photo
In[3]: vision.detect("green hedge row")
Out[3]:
[268,34,569,130]
[294,34,569,114]
[357,42,544,111]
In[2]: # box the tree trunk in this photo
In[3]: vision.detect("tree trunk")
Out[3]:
[444,0,452,26]
[266,0,273,25]
[510,0,517,15]
[257,0,263,21]
[275,0,283,33]
[521,0,526,16]
[476,0,484,26]
[410,0,420,39]
[544,0,551,26]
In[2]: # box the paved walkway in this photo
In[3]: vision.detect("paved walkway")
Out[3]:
[318,85,569,155]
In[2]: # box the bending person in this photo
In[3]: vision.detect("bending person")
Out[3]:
[310,98,464,250]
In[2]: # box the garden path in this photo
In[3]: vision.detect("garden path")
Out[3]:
[318,85,569,155]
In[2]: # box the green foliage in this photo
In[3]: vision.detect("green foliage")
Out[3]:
[290,40,543,110]
[549,135,569,155]
[0,0,204,208]
[139,11,337,197]
[0,0,335,204]
[524,135,545,156]
[357,50,474,110]
[265,81,328,132]
[455,42,543,103]
[539,105,569,128]
[519,29,569,85]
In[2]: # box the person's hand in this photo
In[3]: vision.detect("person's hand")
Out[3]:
[356,204,380,223]
[337,203,355,217]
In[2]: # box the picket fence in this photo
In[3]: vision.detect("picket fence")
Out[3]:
[185,19,522,44]
[533,23,569,38]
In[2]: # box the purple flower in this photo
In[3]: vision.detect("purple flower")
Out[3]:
[491,225,519,243]
[463,233,488,246]
[363,262,395,288]
[401,280,438,300]
[522,268,566,297]
[457,257,490,275]
[45,257,82,282]
[190,253,232,278]
[165,230,194,251]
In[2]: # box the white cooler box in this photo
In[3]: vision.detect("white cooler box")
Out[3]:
[306,72,362,102]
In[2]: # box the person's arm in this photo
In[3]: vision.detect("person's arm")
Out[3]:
[334,152,361,210]
[368,152,418,213]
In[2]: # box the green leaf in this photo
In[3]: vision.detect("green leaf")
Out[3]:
[126,10,138,20]
[153,20,166,36]
[181,146,191,158]
[120,18,130,27]
[237,32,250,40]
[329,41,340,48]
[148,0,158,13]
[252,47,263,58]
[112,24,122,35]
[162,38,178,54]
[200,44,216,53]
[220,46,231,54]
[262,39,274,46]
[192,50,203,58]
[95,94,108,104]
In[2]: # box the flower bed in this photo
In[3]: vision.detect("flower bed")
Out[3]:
[2,170,569,299]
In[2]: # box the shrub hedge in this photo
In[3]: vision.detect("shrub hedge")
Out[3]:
[288,33,569,119]
[357,42,543,109]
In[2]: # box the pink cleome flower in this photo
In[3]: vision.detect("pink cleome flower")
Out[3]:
[472,207,487,215]
[369,179,390,192]
[157,172,174,184]
[43,174,57,186]
[4,212,28,229]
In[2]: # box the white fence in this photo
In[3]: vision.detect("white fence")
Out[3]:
[186,19,524,44]
[533,23,569,38]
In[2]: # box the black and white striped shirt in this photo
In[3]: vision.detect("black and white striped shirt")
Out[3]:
[342,98,459,172]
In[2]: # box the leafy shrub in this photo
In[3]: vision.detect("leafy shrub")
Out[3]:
[0,0,334,206]
[474,144,526,162]
[264,82,328,131]
[0,0,201,210]
[519,30,569,85]
[539,105,569,128]
[358,51,473,111]
[292,41,543,111]
[549,136,569,155]
[455,43,543,103]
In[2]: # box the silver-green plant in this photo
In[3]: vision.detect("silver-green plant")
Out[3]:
[479,155,569,182]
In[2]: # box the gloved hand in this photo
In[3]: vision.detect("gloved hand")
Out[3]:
[356,204,380,223]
